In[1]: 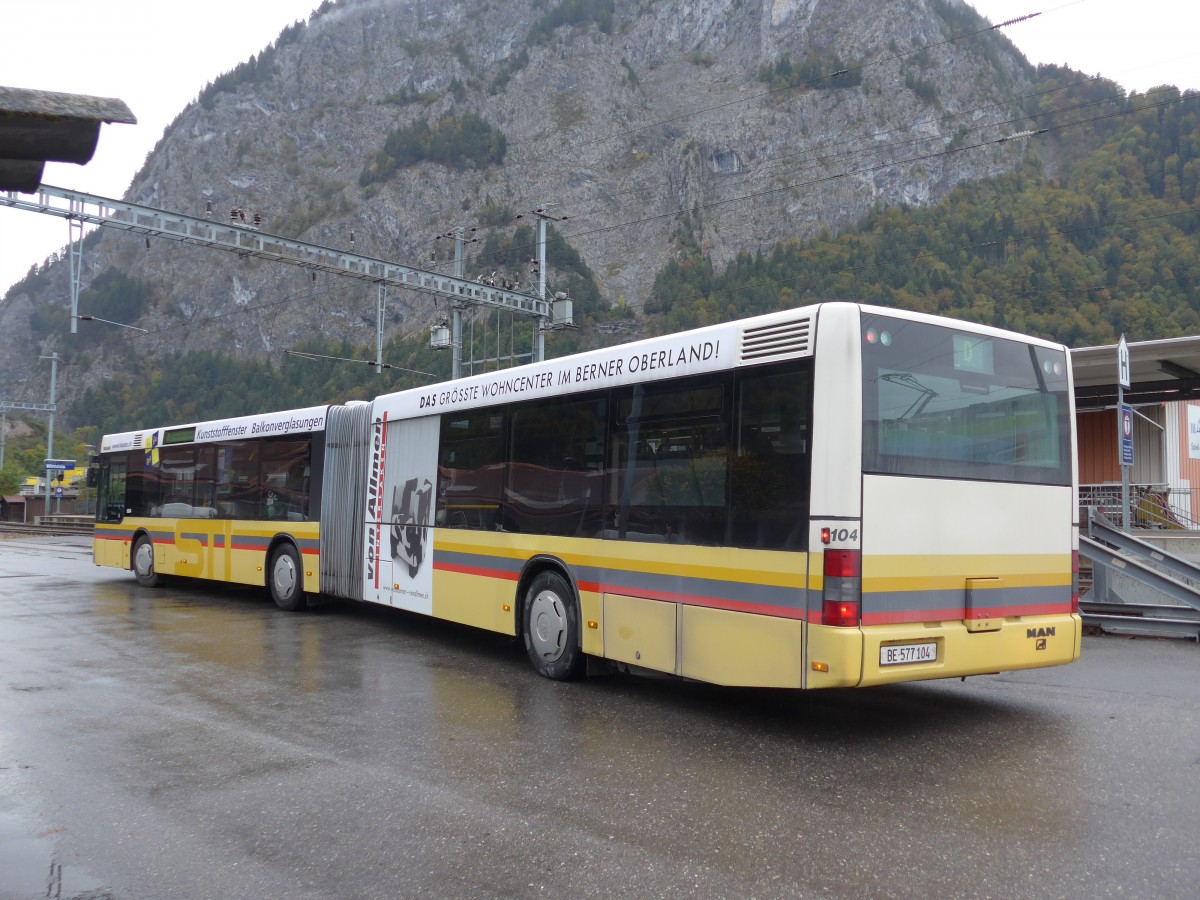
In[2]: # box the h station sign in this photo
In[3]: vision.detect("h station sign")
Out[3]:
[1117,333,1131,391]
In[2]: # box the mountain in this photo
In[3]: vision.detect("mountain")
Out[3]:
[649,71,1200,345]
[0,0,1109,434]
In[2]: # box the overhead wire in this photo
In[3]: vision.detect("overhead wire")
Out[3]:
[283,349,438,378]
[507,3,1056,177]
[570,85,1198,277]
[475,88,1198,280]
[530,81,1168,271]
[474,83,1188,276]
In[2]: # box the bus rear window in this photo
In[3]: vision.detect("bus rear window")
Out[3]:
[861,314,1071,485]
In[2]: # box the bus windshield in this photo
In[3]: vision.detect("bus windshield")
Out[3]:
[860,313,1071,485]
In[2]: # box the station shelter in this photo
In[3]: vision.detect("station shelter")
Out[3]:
[1073,336,1200,528]
[1,495,27,523]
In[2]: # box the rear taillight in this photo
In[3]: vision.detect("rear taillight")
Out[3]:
[1071,550,1080,614]
[822,549,861,627]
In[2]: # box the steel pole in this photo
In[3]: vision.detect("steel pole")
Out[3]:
[453,228,464,380]
[41,353,57,520]
[1119,382,1130,529]
[535,214,546,363]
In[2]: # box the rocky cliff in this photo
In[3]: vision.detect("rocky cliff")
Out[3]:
[0,0,1036,420]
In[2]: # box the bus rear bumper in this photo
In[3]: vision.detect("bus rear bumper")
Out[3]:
[857,613,1082,687]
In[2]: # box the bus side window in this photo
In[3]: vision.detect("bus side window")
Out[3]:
[610,379,728,546]
[730,365,812,550]
[437,411,506,531]
[261,439,312,521]
[97,457,128,522]
[508,395,606,537]
[216,442,263,519]
[124,450,162,518]
[160,446,204,517]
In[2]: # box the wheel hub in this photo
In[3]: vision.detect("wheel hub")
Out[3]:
[135,541,153,577]
[529,589,566,661]
[273,554,296,597]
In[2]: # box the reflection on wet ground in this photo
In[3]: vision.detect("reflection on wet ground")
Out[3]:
[0,806,110,898]
[1,537,1198,897]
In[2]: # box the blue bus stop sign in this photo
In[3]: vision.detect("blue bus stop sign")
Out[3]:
[1120,405,1134,467]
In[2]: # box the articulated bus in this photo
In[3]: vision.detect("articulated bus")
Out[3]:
[91,302,1081,688]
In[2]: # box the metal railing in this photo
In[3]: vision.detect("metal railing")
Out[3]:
[1078,483,1200,530]
[1080,509,1200,639]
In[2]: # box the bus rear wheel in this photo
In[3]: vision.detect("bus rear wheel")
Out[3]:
[523,570,584,681]
[132,535,160,587]
[269,544,306,611]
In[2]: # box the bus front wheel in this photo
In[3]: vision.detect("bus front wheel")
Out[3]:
[132,535,160,588]
[269,544,306,611]
[523,570,584,680]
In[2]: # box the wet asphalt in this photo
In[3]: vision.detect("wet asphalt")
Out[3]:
[1,535,1198,899]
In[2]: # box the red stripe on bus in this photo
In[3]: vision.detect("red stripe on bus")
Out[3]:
[583,580,808,621]
[435,561,520,581]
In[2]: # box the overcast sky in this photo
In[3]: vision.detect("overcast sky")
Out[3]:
[1,0,1197,300]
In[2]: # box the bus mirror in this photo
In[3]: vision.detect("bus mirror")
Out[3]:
[86,467,98,488]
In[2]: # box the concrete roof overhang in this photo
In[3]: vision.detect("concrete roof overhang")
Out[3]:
[1073,335,1200,409]
[0,86,135,192]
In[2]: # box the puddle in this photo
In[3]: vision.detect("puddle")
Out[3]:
[0,809,111,899]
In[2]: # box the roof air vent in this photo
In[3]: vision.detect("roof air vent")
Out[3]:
[739,316,812,364]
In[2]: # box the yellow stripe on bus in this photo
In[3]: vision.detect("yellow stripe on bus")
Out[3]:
[860,553,1071,592]
[434,532,809,589]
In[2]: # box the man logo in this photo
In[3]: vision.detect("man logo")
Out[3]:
[1035,638,1048,651]
[1026,626,1056,639]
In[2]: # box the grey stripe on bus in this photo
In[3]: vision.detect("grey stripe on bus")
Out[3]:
[862,584,1069,614]
[434,548,808,612]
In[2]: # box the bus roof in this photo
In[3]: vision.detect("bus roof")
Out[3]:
[372,302,1066,422]
[94,304,1066,450]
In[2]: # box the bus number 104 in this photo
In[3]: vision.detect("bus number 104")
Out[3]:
[821,527,859,544]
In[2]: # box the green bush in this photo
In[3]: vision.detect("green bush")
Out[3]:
[757,52,862,91]
[361,112,507,185]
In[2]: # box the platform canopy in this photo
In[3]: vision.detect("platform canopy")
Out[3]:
[0,86,135,192]
[1073,335,1200,409]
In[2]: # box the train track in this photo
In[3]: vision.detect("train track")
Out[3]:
[0,520,93,538]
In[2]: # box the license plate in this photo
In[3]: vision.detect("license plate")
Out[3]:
[880,642,937,666]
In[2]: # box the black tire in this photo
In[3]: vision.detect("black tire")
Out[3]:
[522,570,584,680]
[132,534,160,588]
[268,543,306,611]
